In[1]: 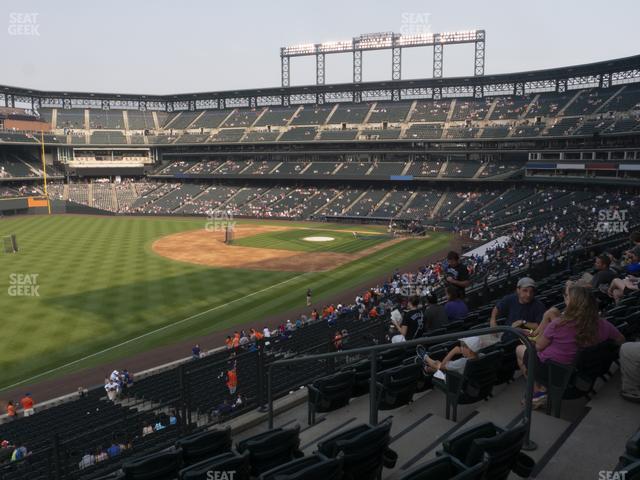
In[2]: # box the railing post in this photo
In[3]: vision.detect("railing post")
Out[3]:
[267,367,274,429]
[51,433,61,480]
[178,364,190,431]
[369,350,378,426]
[522,336,538,451]
[257,341,266,411]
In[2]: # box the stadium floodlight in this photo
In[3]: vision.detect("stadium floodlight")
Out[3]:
[282,43,317,56]
[280,29,486,86]
[318,40,353,54]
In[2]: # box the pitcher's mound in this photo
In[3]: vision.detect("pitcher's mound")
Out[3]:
[302,236,335,242]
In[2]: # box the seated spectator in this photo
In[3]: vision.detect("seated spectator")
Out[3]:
[0,441,13,464]
[444,286,469,322]
[142,423,153,436]
[154,419,166,431]
[424,293,448,331]
[620,340,640,403]
[515,284,625,407]
[95,447,108,463]
[79,451,95,470]
[19,393,34,417]
[587,254,618,290]
[107,441,121,458]
[490,277,545,336]
[10,444,29,462]
[192,344,201,360]
[389,309,406,343]
[169,410,178,426]
[608,247,640,302]
[417,336,483,375]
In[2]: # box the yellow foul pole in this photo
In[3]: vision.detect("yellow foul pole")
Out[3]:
[40,130,51,214]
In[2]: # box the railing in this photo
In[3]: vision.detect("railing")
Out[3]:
[267,326,539,451]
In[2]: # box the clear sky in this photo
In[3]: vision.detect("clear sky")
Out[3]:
[2,0,638,95]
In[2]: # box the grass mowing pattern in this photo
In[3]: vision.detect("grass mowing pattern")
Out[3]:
[232,228,389,253]
[0,215,450,390]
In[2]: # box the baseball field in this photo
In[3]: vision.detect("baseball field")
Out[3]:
[0,215,451,393]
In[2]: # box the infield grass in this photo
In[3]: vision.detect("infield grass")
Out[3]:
[232,228,389,253]
[0,215,451,391]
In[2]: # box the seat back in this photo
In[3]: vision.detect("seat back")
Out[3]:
[377,364,422,410]
[459,351,501,403]
[317,420,394,480]
[176,428,232,466]
[310,371,355,412]
[342,359,371,396]
[574,340,619,388]
[618,459,640,480]
[236,426,302,475]
[465,423,529,480]
[258,455,342,480]
[123,450,182,480]
[179,451,250,480]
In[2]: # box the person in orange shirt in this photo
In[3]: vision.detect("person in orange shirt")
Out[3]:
[369,306,378,319]
[226,363,238,395]
[232,332,240,350]
[20,393,34,417]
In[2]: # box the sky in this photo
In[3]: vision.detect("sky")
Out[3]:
[1,0,638,95]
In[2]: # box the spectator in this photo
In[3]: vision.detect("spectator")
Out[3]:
[424,293,448,331]
[107,441,121,458]
[417,336,483,375]
[10,444,29,462]
[515,285,625,407]
[0,441,13,464]
[169,410,178,426]
[620,341,640,403]
[192,344,201,360]
[588,254,618,290]
[444,251,471,296]
[20,394,34,417]
[608,247,640,302]
[444,285,469,322]
[399,295,425,340]
[79,451,95,470]
[5,402,16,420]
[262,327,271,338]
[226,362,238,395]
[142,423,153,436]
[389,309,406,343]
[333,330,343,351]
[490,277,545,337]
[95,447,108,463]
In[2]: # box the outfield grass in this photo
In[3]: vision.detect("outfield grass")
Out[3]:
[233,228,389,253]
[0,215,451,391]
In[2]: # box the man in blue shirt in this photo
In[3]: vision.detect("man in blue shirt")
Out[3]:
[490,277,546,334]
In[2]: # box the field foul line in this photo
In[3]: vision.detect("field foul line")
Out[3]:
[0,272,309,392]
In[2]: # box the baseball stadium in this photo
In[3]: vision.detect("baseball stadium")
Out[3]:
[0,2,639,479]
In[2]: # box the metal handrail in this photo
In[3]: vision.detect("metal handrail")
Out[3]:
[267,326,538,450]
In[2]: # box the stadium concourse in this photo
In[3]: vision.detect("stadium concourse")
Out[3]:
[1,53,640,479]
